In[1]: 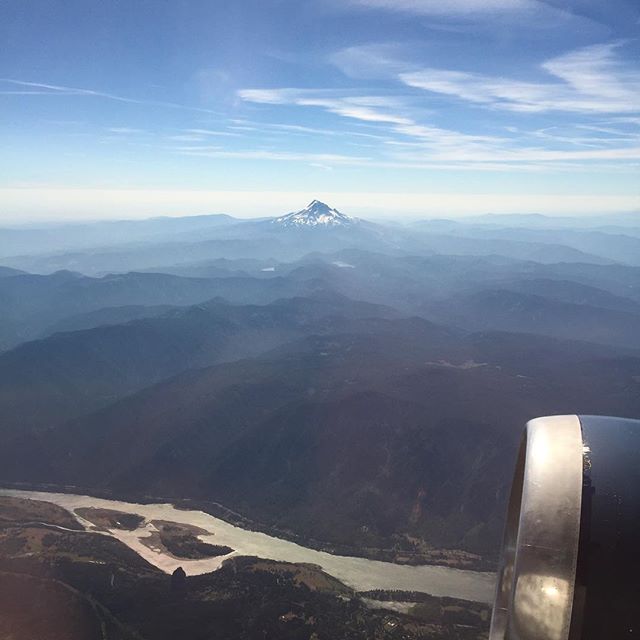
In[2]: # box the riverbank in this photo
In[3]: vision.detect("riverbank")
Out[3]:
[0,480,495,572]
[0,487,496,604]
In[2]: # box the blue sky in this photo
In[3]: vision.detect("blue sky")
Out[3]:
[1,0,639,221]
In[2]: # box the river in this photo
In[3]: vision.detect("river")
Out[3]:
[0,488,495,603]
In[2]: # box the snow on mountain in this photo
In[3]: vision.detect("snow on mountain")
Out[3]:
[273,200,356,228]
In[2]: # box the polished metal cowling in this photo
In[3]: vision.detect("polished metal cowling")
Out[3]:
[490,415,640,640]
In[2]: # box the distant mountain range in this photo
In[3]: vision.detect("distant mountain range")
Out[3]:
[2,251,640,353]
[2,202,638,274]
[0,269,311,350]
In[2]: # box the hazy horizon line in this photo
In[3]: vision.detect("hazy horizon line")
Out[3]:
[1,188,638,226]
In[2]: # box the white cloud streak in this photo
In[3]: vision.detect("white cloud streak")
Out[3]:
[185,128,242,137]
[0,78,222,114]
[345,0,539,16]
[176,148,371,165]
[238,77,640,167]
[337,0,604,34]
[239,89,414,125]
[108,127,148,135]
[229,118,391,140]
[400,43,640,114]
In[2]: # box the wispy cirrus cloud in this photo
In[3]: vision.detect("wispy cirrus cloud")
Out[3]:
[108,127,148,135]
[229,119,391,140]
[0,90,80,95]
[174,143,640,172]
[239,89,413,125]
[185,128,242,137]
[167,128,244,143]
[302,97,413,125]
[400,43,640,114]
[237,86,529,162]
[0,78,222,115]
[175,146,370,166]
[330,44,409,80]
[238,42,640,170]
[337,0,605,34]
[386,142,640,163]
[343,0,539,16]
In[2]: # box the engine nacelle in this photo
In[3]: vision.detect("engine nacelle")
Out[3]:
[490,415,639,640]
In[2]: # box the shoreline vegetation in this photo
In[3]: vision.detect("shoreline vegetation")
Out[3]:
[0,481,496,572]
[142,520,235,560]
[0,496,493,636]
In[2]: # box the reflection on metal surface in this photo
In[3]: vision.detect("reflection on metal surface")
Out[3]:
[489,415,583,640]
[511,574,571,640]
[490,414,640,639]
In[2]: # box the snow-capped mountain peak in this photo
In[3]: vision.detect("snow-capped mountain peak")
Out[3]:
[273,200,355,228]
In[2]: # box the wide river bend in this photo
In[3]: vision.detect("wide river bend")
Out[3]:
[0,489,495,604]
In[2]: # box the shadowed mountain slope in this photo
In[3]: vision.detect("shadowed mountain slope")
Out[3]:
[0,269,318,350]
[4,326,638,558]
[424,289,640,349]
[0,293,403,437]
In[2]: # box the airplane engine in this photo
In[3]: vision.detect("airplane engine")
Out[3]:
[490,415,639,639]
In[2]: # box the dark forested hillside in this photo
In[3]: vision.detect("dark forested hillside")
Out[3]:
[3,317,639,557]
